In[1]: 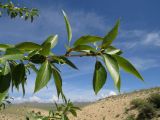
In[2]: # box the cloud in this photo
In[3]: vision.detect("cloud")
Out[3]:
[13,89,117,103]
[129,57,159,70]
[117,30,160,49]
[142,32,160,46]
[13,95,59,103]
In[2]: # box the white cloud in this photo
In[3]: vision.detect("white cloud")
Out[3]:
[129,57,159,70]
[142,32,160,46]
[117,30,160,49]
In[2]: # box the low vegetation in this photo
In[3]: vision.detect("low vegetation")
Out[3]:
[125,93,160,120]
[26,98,80,120]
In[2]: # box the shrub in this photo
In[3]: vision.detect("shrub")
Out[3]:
[136,103,156,120]
[125,114,136,120]
[130,98,146,109]
[148,93,160,108]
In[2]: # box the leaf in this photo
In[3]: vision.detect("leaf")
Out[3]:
[58,57,78,70]
[114,55,143,80]
[5,48,23,55]
[29,54,46,64]
[15,42,42,51]
[62,10,72,44]
[70,109,77,117]
[103,54,120,89]
[41,35,58,49]
[52,68,62,98]
[0,54,24,63]
[12,63,26,90]
[105,46,122,55]
[34,60,52,93]
[93,61,107,94]
[73,45,96,52]
[73,35,103,47]
[0,62,11,93]
[39,43,51,56]
[0,90,8,102]
[0,44,13,51]
[101,20,120,49]
[0,74,10,93]
[28,63,38,73]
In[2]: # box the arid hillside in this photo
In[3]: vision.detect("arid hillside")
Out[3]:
[0,87,160,120]
[69,87,160,120]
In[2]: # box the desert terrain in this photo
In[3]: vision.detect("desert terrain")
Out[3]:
[0,87,160,120]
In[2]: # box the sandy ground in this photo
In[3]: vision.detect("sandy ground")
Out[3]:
[0,87,160,120]
[69,88,160,120]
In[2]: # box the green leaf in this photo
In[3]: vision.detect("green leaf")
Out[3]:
[29,54,46,64]
[0,44,13,51]
[0,90,8,102]
[0,54,24,63]
[34,60,52,93]
[62,10,72,44]
[114,55,143,80]
[103,54,120,89]
[105,46,122,55]
[102,20,120,49]
[39,43,51,56]
[58,57,78,70]
[12,63,26,90]
[28,63,38,73]
[73,45,96,52]
[0,62,11,93]
[70,109,77,117]
[41,35,58,49]
[93,61,107,94]
[73,35,103,47]
[5,47,23,55]
[52,68,62,98]
[0,74,11,93]
[15,42,42,51]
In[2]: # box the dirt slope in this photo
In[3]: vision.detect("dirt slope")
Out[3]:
[0,87,160,120]
[69,87,160,120]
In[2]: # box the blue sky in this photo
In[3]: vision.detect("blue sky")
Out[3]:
[1,0,160,102]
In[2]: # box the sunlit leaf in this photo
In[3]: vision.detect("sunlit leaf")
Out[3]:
[103,54,120,89]
[15,42,41,51]
[114,55,143,80]
[34,60,52,93]
[101,20,120,49]
[39,43,51,56]
[62,10,72,44]
[105,46,122,55]
[73,45,96,52]
[73,35,103,47]
[93,61,107,94]
[0,44,13,51]
[41,35,58,49]
[52,68,62,98]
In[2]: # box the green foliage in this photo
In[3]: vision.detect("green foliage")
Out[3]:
[103,54,120,91]
[0,10,143,106]
[73,36,103,47]
[148,93,160,108]
[126,93,160,120]
[34,60,52,93]
[125,114,136,120]
[130,98,147,109]
[101,19,120,49]
[0,1,38,22]
[62,10,72,45]
[93,61,107,94]
[26,98,80,120]
[0,93,13,111]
